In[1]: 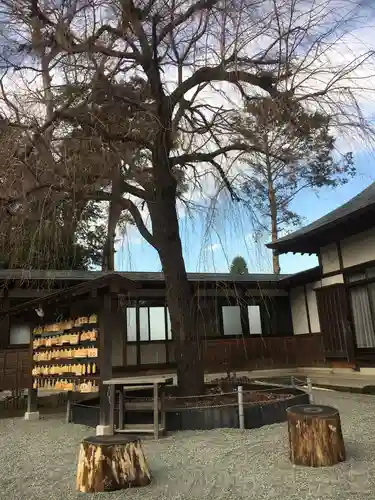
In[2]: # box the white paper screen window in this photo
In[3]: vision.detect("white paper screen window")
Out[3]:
[248,306,262,334]
[126,307,137,341]
[222,306,242,335]
[9,324,30,345]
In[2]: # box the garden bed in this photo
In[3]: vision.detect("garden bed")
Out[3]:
[71,381,309,430]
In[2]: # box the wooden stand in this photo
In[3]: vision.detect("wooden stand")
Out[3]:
[287,404,346,467]
[104,376,172,439]
[76,435,151,492]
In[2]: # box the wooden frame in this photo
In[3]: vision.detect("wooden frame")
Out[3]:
[303,284,312,335]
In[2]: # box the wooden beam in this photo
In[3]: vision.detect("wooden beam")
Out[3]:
[239,287,250,336]
[118,388,124,431]
[27,388,38,413]
[337,241,344,271]
[8,289,54,298]
[0,291,9,348]
[98,293,114,427]
[304,285,312,334]
[153,383,159,440]
[109,384,115,430]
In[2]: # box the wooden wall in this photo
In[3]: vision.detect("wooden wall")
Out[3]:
[0,348,31,391]
[203,333,325,371]
[0,335,325,390]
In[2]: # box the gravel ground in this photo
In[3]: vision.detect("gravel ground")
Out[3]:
[0,389,374,500]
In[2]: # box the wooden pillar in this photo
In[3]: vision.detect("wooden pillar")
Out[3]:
[66,391,73,424]
[0,291,10,349]
[98,293,114,432]
[118,387,124,431]
[239,288,250,337]
[24,388,39,420]
[111,306,125,368]
[153,382,159,440]
[160,387,166,431]
[109,384,115,430]
[27,388,38,413]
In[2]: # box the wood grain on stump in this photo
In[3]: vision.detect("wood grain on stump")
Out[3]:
[76,434,151,493]
[287,404,346,467]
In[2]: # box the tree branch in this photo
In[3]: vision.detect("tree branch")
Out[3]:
[171,143,289,166]
[0,184,65,217]
[158,0,218,44]
[57,109,152,149]
[81,190,156,248]
[120,198,157,249]
[210,159,240,201]
[120,178,152,201]
[170,66,280,107]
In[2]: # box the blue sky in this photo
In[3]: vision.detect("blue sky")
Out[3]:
[116,149,375,275]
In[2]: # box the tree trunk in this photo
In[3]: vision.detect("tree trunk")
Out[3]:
[267,175,280,275]
[272,251,280,276]
[287,404,346,467]
[102,200,121,271]
[76,435,151,492]
[102,167,122,271]
[149,197,205,396]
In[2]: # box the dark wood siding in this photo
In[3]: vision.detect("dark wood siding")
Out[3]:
[0,348,31,390]
[260,296,293,336]
[316,285,354,360]
[203,334,325,371]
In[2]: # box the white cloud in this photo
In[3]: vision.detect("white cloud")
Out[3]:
[205,242,221,252]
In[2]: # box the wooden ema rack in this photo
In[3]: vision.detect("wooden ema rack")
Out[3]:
[32,315,99,393]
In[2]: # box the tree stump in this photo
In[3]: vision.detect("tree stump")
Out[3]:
[287,404,346,467]
[76,434,151,493]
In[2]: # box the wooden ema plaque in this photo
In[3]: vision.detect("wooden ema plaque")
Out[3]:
[31,315,99,393]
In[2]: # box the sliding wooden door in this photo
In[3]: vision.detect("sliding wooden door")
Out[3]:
[316,284,354,360]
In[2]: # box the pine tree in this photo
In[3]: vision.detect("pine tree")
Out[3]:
[229,256,249,275]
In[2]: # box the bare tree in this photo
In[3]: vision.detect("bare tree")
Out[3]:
[0,0,373,394]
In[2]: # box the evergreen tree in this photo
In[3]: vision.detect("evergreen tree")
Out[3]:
[230,256,249,275]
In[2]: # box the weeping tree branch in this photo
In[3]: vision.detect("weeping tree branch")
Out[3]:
[210,159,240,201]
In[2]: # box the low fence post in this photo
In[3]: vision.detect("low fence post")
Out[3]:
[66,391,72,424]
[307,377,314,404]
[238,385,244,430]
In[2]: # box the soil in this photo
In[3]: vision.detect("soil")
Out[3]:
[124,378,293,409]
[164,390,293,409]
[208,375,258,387]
